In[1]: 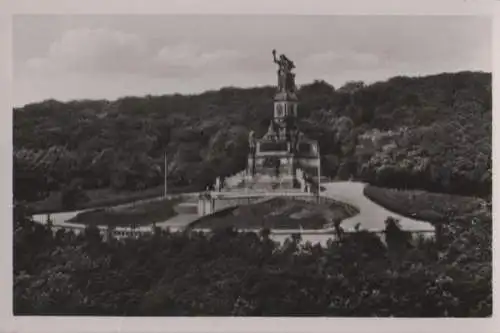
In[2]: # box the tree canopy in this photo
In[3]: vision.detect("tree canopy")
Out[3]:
[14,71,491,207]
[13,205,492,316]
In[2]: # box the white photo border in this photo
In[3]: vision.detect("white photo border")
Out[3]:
[0,0,497,332]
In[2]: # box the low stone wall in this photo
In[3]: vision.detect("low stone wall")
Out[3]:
[175,202,198,215]
[50,222,434,246]
[51,224,156,241]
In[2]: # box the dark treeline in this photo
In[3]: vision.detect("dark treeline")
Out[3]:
[13,206,492,317]
[14,71,491,206]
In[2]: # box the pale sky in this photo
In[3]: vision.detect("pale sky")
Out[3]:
[13,15,491,107]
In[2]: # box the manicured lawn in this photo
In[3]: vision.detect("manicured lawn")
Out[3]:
[363,185,489,224]
[29,184,200,214]
[67,197,180,227]
[189,197,358,230]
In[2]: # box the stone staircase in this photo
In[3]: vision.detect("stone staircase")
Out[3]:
[241,174,291,191]
[219,168,331,193]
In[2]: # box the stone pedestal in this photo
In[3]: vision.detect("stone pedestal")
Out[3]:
[198,193,215,217]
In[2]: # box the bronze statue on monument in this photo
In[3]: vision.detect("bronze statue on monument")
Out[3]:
[272,49,296,92]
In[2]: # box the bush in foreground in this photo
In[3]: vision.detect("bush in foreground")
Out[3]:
[14,204,491,317]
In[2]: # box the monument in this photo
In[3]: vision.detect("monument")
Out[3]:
[246,50,321,190]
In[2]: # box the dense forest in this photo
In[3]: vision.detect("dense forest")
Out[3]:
[13,204,491,316]
[12,71,492,316]
[14,71,491,211]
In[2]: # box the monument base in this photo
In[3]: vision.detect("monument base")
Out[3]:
[277,176,298,190]
[243,174,299,191]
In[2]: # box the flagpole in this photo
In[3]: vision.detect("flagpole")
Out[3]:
[318,154,321,190]
[164,152,167,198]
[317,146,321,201]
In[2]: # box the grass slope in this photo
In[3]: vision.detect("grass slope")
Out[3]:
[67,197,180,227]
[189,197,358,230]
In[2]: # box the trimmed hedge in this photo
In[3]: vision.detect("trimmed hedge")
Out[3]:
[363,185,488,224]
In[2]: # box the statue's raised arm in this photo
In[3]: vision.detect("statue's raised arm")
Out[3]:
[273,50,295,71]
[272,49,280,65]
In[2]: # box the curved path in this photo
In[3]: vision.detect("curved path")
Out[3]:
[32,182,434,238]
[321,182,434,232]
[32,210,83,228]
[32,192,201,231]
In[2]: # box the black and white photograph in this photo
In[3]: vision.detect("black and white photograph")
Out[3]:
[10,7,493,321]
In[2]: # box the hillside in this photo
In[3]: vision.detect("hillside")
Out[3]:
[13,71,492,210]
[12,71,492,317]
